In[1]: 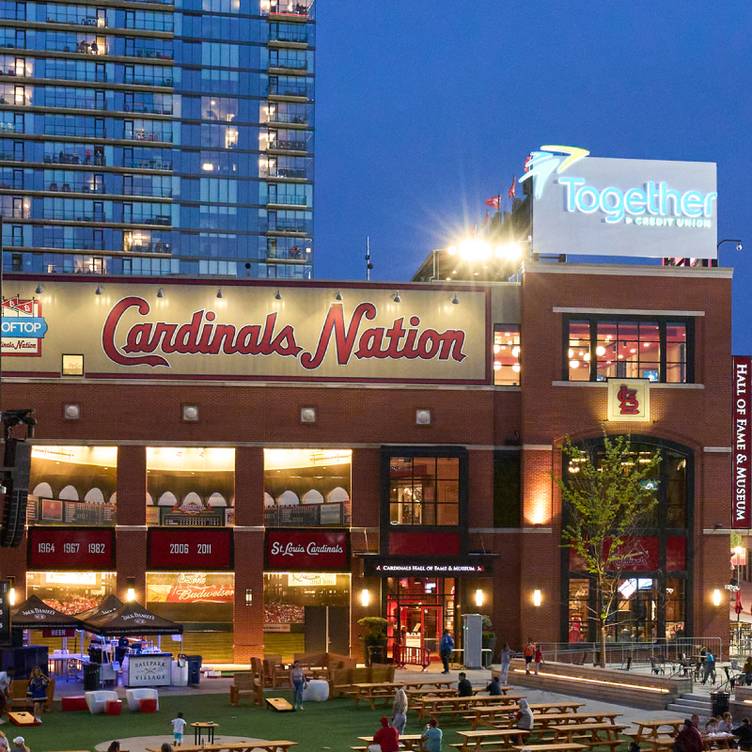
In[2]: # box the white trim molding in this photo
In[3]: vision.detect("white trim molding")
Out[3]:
[114,525,148,531]
[525,262,733,279]
[552,381,704,390]
[522,444,553,451]
[553,306,705,317]
[704,447,732,453]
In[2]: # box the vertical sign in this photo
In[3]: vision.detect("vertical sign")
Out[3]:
[733,356,751,528]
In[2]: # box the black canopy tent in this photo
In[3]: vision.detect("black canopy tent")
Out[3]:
[74,594,123,624]
[79,601,183,636]
[11,594,84,629]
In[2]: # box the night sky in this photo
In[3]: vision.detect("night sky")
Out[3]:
[314,2,752,352]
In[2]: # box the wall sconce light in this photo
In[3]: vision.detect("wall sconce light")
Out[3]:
[125,577,136,603]
[244,588,253,607]
[63,403,81,421]
[7,576,16,607]
[359,589,371,608]
[300,406,317,424]
[711,588,722,607]
[182,404,199,422]
[532,589,543,607]
[474,588,485,608]
[415,408,432,426]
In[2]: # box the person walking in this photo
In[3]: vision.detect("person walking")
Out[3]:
[372,716,399,752]
[391,686,408,735]
[703,650,717,685]
[523,639,535,675]
[534,644,543,675]
[421,719,443,752]
[170,711,186,747]
[289,660,307,711]
[439,630,454,674]
[499,643,514,685]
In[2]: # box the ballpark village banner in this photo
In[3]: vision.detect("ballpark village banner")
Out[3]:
[734,356,751,528]
[1,281,488,383]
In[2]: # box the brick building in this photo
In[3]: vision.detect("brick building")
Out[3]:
[0,262,733,662]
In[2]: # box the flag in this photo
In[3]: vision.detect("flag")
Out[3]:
[484,195,501,210]
[507,176,517,201]
[736,589,743,615]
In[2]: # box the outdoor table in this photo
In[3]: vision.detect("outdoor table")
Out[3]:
[401,678,456,691]
[416,694,523,720]
[357,734,424,751]
[192,721,219,744]
[147,743,297,752]
[703,733,736,750]
[529,702,585,714]
[551,722,627,751]
[630,718,684,750]
[455,728,530,751]
[471,708,616,731]
[513,745,587,752]
[406,687,457,698]
[349,681,405,709]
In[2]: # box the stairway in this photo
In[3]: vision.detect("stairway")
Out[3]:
[666,692,714,719]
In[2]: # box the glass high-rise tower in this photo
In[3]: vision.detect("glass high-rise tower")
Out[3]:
[0,0,314,278]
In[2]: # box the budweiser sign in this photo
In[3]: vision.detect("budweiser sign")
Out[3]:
[1,281,488,383]
[266,530,350,571]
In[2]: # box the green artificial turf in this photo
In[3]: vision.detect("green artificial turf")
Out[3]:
[10,692,634,752]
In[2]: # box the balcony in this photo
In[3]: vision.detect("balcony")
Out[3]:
[263,1,311,19]
[124,103,173,115]
[47,181,105,194]
[125,74,174,87]
[126,240,171,254]
[123,157,172,170]
[268,81,311,98]
[43,153,105,166]
[126,130,172,143]
[269,138,308,151]
[126,48,173,61]
[46,14,107,27]
[135,214,171,226]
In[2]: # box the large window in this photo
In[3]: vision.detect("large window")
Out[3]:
[388,454,461,527]
[28,446,117,526]
[263,449,351,527]
[493,325,521,385]
[27,571,115,614]
[564,316,692,383]
[146,447,234,527]
[564,438,691,643]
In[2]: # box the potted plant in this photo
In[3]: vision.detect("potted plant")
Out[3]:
[357,616,388,666]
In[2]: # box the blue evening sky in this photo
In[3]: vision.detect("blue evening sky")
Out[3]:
[313,2,752,352]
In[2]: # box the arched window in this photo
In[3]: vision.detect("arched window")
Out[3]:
[563,436,692,644]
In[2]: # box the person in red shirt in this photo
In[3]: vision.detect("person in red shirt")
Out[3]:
[675,718,704,752]
[373,716,399,752]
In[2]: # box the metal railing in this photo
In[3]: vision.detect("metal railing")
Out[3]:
[532,637,725,667]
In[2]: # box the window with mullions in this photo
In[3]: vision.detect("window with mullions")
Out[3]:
[564,316,692,383]
[493,325,521,385]
[388,455,460,527]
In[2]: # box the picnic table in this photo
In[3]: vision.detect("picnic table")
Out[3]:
[356,734,425,751]
[401,678,456,691]
[703,732,736,750]
[192,722,219,744]
[551,722,627,751]
[146,743,296,752]
[628,718,684,752]
[513,745,587,752]
[471,708,620,731]
[453,728,529,752]
[349,681,405,709]
[530,702,586,714]
[416,694,523,721]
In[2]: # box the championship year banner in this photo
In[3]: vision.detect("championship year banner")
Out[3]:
[1,280,489,384]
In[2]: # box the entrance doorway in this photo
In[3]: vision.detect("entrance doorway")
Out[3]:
[385,577,456,659]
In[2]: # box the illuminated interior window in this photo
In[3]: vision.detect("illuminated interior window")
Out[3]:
[61,353,84,376]
[492,324,521,386]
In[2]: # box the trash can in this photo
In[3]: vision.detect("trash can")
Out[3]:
[186,655,202,686]
[711,691,730,717]
[84,662,101,691]
[482,649,493,669]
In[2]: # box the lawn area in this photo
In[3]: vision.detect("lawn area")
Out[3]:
[10,691,449,752]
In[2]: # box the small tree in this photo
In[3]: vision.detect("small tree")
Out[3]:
[559,434,661,667]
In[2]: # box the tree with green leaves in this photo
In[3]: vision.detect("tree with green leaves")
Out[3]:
[559,434,661,667]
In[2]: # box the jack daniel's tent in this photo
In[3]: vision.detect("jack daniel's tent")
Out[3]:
[79,601,183,636]
[74,594,123,623]
[12,595,84,629]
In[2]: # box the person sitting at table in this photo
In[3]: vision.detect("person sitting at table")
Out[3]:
[26,667,48,723]
[705,717,720,734]
[734,719,752,751]
[391,686,408,735]
[720,713,735,734]
[457,672,473,697]
[421,718,443,752]
[677,718,703,752]
[11,737,28,752]
[486,675,502,696]
[106,742,120,752]
[372,716,399,752]
[516,698,534,731]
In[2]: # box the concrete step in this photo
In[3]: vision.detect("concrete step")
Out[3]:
[666,703,710,715]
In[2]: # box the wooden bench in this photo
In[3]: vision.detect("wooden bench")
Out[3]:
[550,722,627,751]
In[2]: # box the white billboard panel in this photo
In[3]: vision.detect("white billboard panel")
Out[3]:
[530,153,717,259]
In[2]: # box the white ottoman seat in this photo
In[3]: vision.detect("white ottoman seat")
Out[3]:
[302,678,329,702]
[125,687,160,711]
[85,690,119,714]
